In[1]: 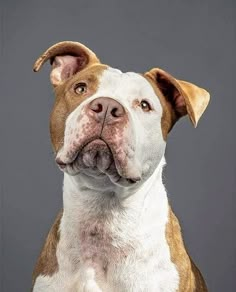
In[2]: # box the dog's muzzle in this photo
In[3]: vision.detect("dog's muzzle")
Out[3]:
[55,97,141,185]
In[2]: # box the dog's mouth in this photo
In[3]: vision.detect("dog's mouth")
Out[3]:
[56,138,140,185]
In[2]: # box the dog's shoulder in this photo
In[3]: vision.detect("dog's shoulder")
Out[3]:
[32,210,63,289]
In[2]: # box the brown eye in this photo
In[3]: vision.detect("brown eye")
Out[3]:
[74,82,87,94]
[140,100,152,112]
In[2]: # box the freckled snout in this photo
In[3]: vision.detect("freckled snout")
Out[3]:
[88,97,126,124]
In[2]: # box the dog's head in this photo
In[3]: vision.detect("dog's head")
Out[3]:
[34,41,210,189]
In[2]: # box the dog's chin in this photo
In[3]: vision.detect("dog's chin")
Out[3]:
[59,139,140,187]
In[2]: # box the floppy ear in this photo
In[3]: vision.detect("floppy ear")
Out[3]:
[33,41,100,87]
[145,68,210,127]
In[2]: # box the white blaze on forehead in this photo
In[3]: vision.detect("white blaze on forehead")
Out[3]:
[92,67,163,116]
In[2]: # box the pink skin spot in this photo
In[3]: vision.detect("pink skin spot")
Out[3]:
[78,219,133,276]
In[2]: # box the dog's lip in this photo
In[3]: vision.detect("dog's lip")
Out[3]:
[55,138,141,184]
[55,157,67,169]
[55,136,101,167]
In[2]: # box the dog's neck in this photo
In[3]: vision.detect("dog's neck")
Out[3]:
[61,157,169,244]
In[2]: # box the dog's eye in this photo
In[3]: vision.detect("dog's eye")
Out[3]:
[140,100,152,112]
[74,82,87,94]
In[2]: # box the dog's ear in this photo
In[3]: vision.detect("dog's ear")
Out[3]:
[145,68,210,127]
[33,41,100,87]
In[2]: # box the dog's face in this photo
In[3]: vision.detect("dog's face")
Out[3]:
[34,41,210,189]
[52,66,166,187]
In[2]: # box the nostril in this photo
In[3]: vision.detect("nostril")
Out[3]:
[111,107,119,117]
[91,103,103,113]
[110,106,124,118]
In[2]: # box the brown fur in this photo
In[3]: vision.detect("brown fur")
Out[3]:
[166,207,208,291]
[32,211,63,289]
[33,41,100,74]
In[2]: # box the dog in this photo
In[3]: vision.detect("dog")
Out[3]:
[32,41,210,292]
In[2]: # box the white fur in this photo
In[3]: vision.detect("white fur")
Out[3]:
[33,68,179,291]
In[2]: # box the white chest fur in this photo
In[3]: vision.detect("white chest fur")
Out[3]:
[33,160,179,292]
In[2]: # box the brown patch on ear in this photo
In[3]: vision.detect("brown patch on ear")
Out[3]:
[50,64,108,152]
[155,71,187,117]
[33,41,99,72]
[32,211,63,289]
[145,68,210,129]
[33,41,100,86]
[165,207,208,291]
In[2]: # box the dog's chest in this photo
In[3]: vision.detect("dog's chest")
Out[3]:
[34,223,179,292]
[50,216,179,292]
[33,180,180,292]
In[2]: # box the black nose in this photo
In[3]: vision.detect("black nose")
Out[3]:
[88,97,125,123]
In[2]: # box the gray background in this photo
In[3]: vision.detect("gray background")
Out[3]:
[1,0,235,291]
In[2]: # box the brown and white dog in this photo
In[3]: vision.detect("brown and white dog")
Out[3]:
[32,41,210,292]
